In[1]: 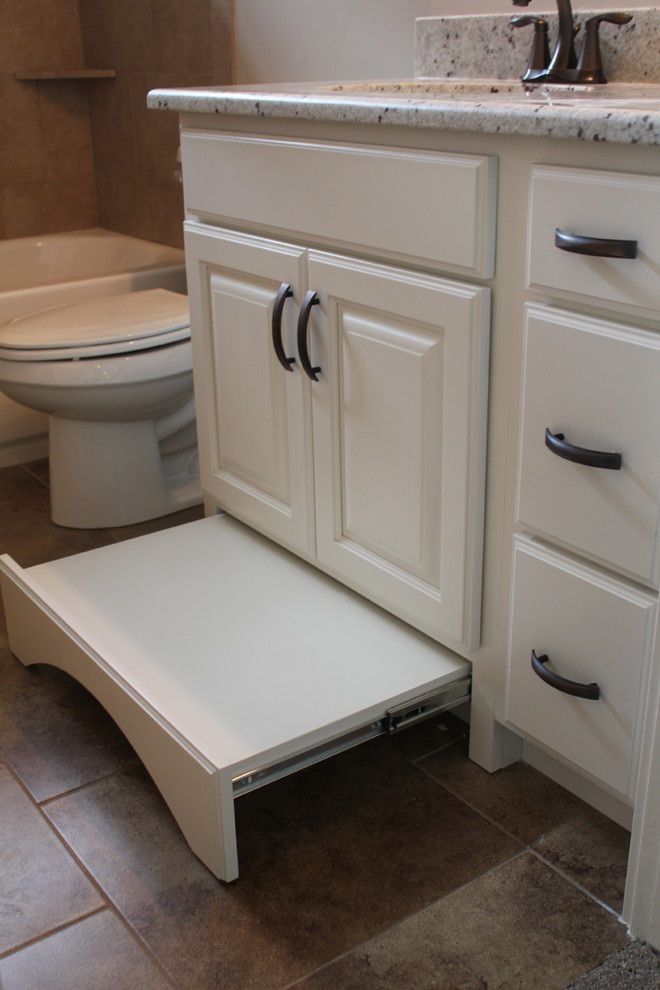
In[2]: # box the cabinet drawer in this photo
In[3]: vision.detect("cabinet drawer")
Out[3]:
[527,166,660,317]
[517,306,660,586]
[181,131,496,278]
[506,538,655,797]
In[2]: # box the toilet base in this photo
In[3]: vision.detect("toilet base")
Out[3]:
[49,416,203,529]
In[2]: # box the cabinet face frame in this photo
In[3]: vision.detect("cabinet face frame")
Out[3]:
[184,223,316,557]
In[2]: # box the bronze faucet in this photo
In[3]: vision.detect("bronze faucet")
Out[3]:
[512,0,632,84]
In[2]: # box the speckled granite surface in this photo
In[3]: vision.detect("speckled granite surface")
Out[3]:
[148,78,660,146]
[416,8,660,83]
[148,6,660,146]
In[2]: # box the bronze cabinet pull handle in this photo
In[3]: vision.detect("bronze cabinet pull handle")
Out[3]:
[297,290,321,381]
[531,650,600,700]
[545,429,622,471]
[555,228,637,260]
[272,283,295,372]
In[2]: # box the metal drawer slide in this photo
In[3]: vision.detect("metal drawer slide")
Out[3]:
[233,675,471,796]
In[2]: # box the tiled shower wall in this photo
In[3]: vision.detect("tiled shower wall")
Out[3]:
[79,0,234,249]
[0,0,97,239]
[0,1,233,247]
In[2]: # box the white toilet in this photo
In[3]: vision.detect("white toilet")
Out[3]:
[0,289,203,529]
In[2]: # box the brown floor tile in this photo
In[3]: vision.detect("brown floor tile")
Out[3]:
[44,742,521,990]
[0,466,112,567]
[0,909,171,989]
[535,813,630,914]
[420,740,630,910]
[297,853,630,990]
[0,627,138,803]
[22,459,50,487]
[0,765,104,955]
[388,711,468,762]
[107,502,204,544]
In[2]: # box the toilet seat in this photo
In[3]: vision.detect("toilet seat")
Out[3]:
[0,289,190,362]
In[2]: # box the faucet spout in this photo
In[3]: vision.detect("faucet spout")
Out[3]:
[512,0,577,78]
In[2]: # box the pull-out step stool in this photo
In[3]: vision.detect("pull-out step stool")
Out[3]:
[0,515,470,881]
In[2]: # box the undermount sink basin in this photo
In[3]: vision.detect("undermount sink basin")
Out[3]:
[322,79,660,110]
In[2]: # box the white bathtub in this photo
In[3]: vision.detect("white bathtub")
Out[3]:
[0,229,186,468]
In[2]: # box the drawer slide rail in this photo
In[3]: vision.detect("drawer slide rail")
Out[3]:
[232,675,471,796]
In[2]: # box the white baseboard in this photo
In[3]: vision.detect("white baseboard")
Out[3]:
[0,436,49,470]
[523,739,633,830]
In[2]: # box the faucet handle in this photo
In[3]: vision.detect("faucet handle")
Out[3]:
[577,12,633,84]
[511,14,551,79]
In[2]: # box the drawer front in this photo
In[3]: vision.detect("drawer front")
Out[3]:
[517,305,660,586]
[506,538,655,796]
[181,131,496,278]
[527,166,660,317]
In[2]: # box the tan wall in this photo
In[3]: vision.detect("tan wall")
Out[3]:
[79,0,233,249]
[0,0,97,240]
[235,0,655,83]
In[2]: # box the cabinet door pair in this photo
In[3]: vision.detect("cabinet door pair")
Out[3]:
[185,224,489,650]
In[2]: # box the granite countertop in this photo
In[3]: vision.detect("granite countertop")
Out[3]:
[148,8,660,146]
[148,78,660,146]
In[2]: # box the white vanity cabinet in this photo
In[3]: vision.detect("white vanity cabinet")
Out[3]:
[185,223,490,650]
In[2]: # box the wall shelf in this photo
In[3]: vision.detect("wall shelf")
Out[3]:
[14,69,116,81]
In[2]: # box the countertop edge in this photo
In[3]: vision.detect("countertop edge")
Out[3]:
[147,88,660,147]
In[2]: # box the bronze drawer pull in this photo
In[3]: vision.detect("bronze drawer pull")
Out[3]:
[531,650,600,700]
[545,429,622,471]
[555,228,637,260]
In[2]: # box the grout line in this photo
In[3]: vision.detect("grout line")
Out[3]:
[38,766,137,807]
[280,849,529,990]
[529,848,628,925]
[0,905,107,961]
[413,759,527,848]
[99,903,178,988]
[413,758,628,924]
[40,805,178,988]
[394,733,469,767]
[1,760,177,987]
[20,463,49,491]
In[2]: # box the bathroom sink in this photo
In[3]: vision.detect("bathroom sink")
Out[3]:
[321,79,660,110]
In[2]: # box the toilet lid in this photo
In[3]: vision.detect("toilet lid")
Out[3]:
[0,289,191,361]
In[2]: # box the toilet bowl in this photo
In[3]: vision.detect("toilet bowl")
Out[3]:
[0,289,203,529]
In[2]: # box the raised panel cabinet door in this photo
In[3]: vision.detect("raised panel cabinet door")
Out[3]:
[307,251,490,650]
[184,224,315,556]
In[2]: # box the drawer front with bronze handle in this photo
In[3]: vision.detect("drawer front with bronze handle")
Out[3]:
[506,537,655,797]
[517,305,660,586]
[527,165,660,318]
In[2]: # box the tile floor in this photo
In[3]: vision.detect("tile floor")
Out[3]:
[0,460,640,989]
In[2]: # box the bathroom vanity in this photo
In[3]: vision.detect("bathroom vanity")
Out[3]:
[1,9,659,948]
